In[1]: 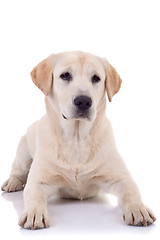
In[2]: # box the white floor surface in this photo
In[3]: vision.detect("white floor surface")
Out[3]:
[0,190,159,240]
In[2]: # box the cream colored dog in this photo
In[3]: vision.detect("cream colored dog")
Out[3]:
[2,51,156,229]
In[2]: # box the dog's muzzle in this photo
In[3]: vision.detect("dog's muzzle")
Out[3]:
[73,95,92,111]
[62,95,93,120]
[73,95,92,119]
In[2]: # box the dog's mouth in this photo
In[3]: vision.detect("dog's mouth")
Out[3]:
[62,114,67,120]
[62,112,91,121]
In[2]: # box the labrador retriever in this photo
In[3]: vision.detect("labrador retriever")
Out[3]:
[1,51,156,229]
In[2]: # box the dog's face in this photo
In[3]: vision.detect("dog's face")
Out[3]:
[31,51,122,122]
[53,52,106,121]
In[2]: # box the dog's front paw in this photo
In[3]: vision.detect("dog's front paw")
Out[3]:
[1,176,24,192]
[18,208,50,230]
[123,204,156,226]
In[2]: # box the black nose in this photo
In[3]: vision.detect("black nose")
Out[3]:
[74,95,92,111]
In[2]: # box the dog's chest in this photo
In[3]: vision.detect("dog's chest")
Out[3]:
[59,162,100,200]
[56,138,103,199]
[53,122,104,199]
[60,137,89,165]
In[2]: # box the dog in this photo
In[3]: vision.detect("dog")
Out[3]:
[1,51,156,229]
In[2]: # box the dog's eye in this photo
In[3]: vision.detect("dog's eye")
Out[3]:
[91,74,101,83]
[60,72,72,81]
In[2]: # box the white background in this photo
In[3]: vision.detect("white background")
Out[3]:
[0,0,160,239]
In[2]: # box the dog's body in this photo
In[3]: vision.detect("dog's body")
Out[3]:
[2,51,156,229]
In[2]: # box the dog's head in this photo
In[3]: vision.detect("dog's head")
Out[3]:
[31,51,122,121]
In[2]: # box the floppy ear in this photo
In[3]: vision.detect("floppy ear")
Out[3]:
[103,59,122,102]
[30,54,55,95]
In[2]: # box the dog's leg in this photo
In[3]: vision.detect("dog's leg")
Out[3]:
[18,158,64,230]
[1,135,32,192]
[18,181,51,229]
[103,173,156,226]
